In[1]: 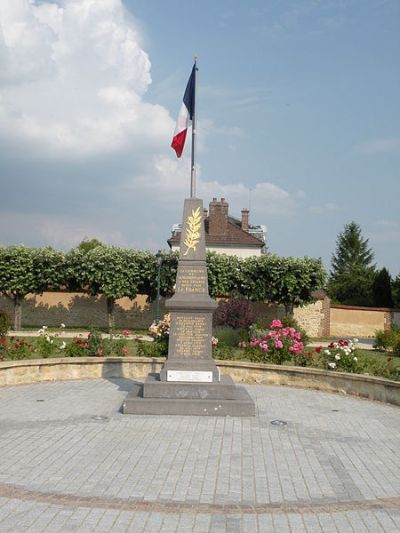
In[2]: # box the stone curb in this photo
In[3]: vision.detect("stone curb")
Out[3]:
[0,357,398,407]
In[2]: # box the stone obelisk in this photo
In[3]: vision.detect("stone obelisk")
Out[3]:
[123,197,255,416]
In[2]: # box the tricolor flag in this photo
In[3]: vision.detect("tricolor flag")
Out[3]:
[171,65,196,158]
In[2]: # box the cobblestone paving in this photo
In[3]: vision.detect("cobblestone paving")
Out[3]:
[0,379,399,532]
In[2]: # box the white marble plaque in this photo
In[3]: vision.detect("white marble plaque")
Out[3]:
[167,370,213,383]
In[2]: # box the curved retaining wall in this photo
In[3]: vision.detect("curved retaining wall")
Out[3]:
[0,357,399,407]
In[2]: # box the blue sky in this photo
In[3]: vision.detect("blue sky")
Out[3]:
[0,0,399,275]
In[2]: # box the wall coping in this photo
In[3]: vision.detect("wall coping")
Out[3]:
[0,357,398,406]
[331,304,400,312]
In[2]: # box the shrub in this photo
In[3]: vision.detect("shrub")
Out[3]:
[361,355,399,381]
[317,339,362,373]
[0,311,10,338]
[0,336,34,360]
[240,319,304,365]
[212,345,236,360]
[137,340,168,358]
[212,326,247,347]
[281,315,310,348]
[64,329,128,357]
[213,299,255,330]
[374,327,400,354]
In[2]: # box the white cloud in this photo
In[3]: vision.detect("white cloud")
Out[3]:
[355,138,400,155]
[0,210,127,250]
[0,0,172,156]
[198,180,296,217]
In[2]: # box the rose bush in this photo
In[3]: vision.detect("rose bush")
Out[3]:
[240,319,305,365]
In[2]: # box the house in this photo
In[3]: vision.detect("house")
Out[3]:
[168,197,267,257]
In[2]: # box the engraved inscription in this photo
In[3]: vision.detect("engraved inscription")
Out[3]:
[177,267,207,294]
[174,314,208,358]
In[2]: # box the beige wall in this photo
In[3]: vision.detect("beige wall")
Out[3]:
[0,292,166,330]
[330,306,385,338]
[1,291,397,339]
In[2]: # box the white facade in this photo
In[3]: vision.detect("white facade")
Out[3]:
[170,244,262,258]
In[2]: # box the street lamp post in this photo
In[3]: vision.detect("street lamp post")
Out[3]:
[155,250,163,324]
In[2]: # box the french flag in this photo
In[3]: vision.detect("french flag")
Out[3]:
[171,65,196,158]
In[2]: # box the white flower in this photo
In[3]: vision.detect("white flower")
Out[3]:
[50,340,54,344]
[335,354,341,360]
[60,323,66,329]
[328,362,336,369]
[60,342,66,349]
[353,357,358,362]
[42,326,48,330]
[324,350,331,355]
[353,338,359,343]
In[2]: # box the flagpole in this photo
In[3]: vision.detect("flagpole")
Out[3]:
[190,57,197,198]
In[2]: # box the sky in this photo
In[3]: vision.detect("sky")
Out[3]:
[0,0,399,276]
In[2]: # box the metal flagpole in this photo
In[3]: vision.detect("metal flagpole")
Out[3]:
[190,57,198,198]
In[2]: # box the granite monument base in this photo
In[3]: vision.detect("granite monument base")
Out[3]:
[122,373,255,417]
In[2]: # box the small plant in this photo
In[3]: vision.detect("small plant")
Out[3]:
[64,329,128,357]
[145,314,170,357]
[0,311,10,338]
[34,326,62,358]
[212,326,246,347]
[137,340,167,358]
[213,299,255,330]
[317,339,362,373]
[0,336,34,360]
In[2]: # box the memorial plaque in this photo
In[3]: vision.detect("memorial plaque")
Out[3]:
[167,370,213,382]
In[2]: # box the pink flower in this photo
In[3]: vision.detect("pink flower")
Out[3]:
[122,329,130,336]
[274,340,283,349]
[271,320,283,329]
[121,347,128,355]
[294,332,301,340]
[239,341,247,348]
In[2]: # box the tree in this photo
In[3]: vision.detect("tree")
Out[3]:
[77,238,104,254]
[65,246,150,331]
[327,221,376,306]
[372,268,393,308]
[225,254,326,314]
[392,274,400,308]
[0,246,65,329]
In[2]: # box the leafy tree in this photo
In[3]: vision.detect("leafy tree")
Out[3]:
[372,268,393,308]
[65,246,151,331]
[0,246,65,330]
[77,238,104,254]
[211,254,326,314]
[206,252,241,297]
[327,222,376,306]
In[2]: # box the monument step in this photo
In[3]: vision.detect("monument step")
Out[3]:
[143,373,239,400]
[123,384,255,417]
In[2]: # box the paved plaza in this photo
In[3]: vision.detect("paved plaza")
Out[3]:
[0,379,399,532]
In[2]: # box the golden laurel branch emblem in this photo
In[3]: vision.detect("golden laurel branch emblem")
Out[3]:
[183,207,201,256]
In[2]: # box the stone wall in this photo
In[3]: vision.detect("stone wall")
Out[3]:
[0,292,166,330]
[2,291,399,339]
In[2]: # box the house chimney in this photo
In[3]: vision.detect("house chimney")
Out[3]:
[209,198,229,235]
[241,208,249,232]
[203,208,208,218]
